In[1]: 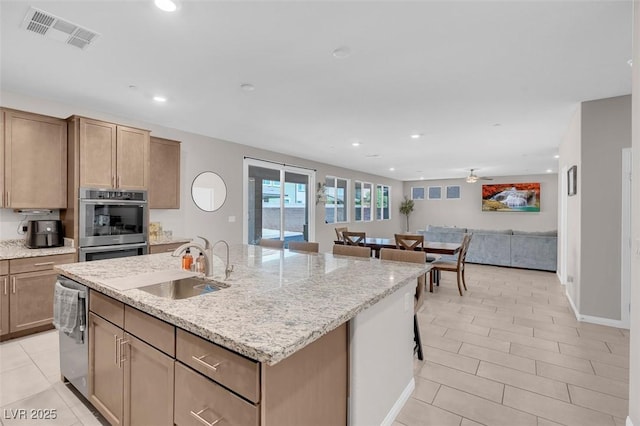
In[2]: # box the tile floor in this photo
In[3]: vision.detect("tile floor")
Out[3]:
[0,264,630,426]
[395,264,630,426]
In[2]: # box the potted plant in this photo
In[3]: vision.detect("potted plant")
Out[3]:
[399,196,415,232]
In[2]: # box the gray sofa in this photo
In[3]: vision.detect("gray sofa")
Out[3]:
[417,226,557,272]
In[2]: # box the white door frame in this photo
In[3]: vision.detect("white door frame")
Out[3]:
[621,148,632,328]
[243,158,316,244]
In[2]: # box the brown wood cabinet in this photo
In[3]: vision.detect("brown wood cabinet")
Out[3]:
[148,242,187,254]
[149,136,180,209]
[3,108,67,208]
[0,260,8,336]
[70,116,150,190]
[0,110,4,208]
[1,254,74,340]
[89,292,175,426]
[86,290,348,426]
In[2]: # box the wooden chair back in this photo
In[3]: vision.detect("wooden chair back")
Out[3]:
[288,241,319,253]
[335,227,348,242]
[457,233,473,267]
[259,239,285,249]
[342,231,366,246]
[332,244,371,258]
[380,248,427,311]
[394,233,424,251]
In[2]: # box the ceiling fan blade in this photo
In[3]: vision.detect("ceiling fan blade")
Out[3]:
[479,176,493,180]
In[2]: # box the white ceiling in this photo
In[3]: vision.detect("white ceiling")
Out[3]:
[0,0,633,181]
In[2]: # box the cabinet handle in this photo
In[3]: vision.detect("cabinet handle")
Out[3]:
[3,277,7,295]
[190,408,223,426]
[33,261,55,267]
[119,339,129,366]
[112,176,116,188]
[191,354,221,372]
[12,277,16,294]
[6,191,10,206]
[117,176,121,188]
[114,335,119,366]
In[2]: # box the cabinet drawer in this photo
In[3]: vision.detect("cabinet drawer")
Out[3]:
[174,362,259,426]
[176,329,260,403]
[149,242,185,254]
[9,254,75,274]
[124,305,175,357]
[90,291,124,328]
[0,260,7,275]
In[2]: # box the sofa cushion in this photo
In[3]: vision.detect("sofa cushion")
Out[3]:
[468,228,513,235]
[510,233,557,271]
[512,230,557,237]
[465,232,511,266]
[427,225,467,234]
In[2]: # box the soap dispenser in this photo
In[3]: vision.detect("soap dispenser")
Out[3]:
[182,248,193,271]
[195,252,206,274]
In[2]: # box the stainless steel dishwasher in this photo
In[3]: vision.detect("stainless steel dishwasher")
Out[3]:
[57,276,89,399]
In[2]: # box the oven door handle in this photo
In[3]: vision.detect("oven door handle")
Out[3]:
[80,242,148,253]
[80,200,147,206]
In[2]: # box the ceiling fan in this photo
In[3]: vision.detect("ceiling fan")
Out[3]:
[465,169,493,183]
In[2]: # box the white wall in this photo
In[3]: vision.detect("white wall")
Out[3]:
[627,1,639,424]
[580,95,632,321]
[402,174,558,232]
[0,91,407,253]
[559,107,582,313]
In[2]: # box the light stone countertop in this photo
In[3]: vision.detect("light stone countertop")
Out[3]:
[54,244,430,365]
[0,239,76,260]
[149,237,191,246]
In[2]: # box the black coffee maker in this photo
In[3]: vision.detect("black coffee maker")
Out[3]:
[26,220,64,248]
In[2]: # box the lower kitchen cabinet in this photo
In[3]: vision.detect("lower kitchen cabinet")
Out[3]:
[89,312,124,426]
[124,333,174,426]
[89,292,175,426]
[0,260,8,336]
[1,254,74,339]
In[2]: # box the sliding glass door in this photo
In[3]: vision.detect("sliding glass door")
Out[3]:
[244,159,315,245]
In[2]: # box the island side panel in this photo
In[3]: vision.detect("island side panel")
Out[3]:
[349,281,415,426]
[261,323,348,426]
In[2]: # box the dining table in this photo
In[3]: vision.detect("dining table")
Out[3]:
[334,237,462,258]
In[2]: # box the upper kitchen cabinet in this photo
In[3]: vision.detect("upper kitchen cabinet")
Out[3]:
[3,109,67,209]
[149,137,181,209]
[69,116,149,190]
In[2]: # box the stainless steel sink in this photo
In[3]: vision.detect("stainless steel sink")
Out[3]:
[137,276,228,300]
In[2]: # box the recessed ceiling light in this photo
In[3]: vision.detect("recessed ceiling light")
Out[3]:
[153,95,167,102]
[628,59,633,67]
[351,142,361,147]
[332,46,351,58]
[240,83,255,92]
[420,177,424,180]
[546,169,553,173]
[365,154,380,158]
[554,154,560,159]
[154,0,177,12]
[389,167,395,171]
[410,133,423,139]
[128,84,137,90]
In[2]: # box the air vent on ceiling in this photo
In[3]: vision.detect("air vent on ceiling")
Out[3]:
[21,7,100,50]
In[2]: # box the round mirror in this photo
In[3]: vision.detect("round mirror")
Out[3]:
[191,172,227,212]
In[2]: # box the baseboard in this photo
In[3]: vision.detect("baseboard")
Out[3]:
[381,378,415,426]
[565,289,629,329]
[627,416,634,426]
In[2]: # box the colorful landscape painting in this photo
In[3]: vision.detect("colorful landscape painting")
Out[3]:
[482,183,541,212]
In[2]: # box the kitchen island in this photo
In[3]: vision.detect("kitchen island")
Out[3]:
[55,244,429,426]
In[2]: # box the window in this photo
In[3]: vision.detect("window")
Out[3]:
[325,176,348,223]
[376,184,391,220]
[411,187,425,200]
[428,186,442,200]
[446,185,461,199]
[354,181,373,222]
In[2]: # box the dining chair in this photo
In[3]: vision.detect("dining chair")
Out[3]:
[380,248,427,360]
[342,231,366,246]
[288,241,319,253]
[259,239,285,249]
[335,227,348,242]
[394,233,424,250]
[429,233,472,296]
[332,244,371,258]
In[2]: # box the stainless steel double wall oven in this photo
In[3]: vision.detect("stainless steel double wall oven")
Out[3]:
[78,188,148,261]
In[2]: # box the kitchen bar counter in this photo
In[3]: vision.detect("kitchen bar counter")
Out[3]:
[55,244,428,365]
[0,239,76,260]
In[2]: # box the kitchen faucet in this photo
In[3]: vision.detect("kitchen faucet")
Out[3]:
[213,239,234,280]
[171,236,233,280]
